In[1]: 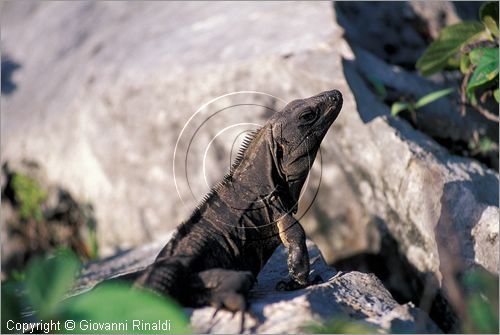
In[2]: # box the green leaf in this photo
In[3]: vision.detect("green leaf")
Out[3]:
[417,40,466,76]
[480,1,499,38]
[479,138,495,153]
[467,294,499,333]
[462,269,499,298]
[447,55,461,68]
[85,213,99,260]
[467,48,499,93]
[483,16,499,38]
[460,54,471,74]
[416,21,485,76]
[469,47,498,65]
[367,75,387,100]
[438,21,485,41]
[59,283,190,334]
[467,89,478,105]
[414,88,454,109]
[25,250,80,319]
[391,102,411,116]
[2,282,23,333]
[462,269,499,333]
[303,318,377,334]
[494,88,499,103]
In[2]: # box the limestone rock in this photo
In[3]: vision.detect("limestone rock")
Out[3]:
[338,58,499,277]
[335,56,499,331]
[74,238,440,334]
[334,1,482,66]
[0,1,344,256]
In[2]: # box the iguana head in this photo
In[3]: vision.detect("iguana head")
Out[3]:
[270,89,343,209]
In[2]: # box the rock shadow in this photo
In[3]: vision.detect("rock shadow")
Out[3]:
[434,179,499,322]
[333,216,458,333]
[334,2,430,69]
[1,55,21,95]
[341,58,389,123]
[452,2,483,20]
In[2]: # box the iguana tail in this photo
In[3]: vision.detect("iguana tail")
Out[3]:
[135,257,188,300]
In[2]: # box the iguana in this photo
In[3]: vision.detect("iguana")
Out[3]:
[134,89,343,318]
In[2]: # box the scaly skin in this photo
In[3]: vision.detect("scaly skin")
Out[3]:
[135,89,343,314]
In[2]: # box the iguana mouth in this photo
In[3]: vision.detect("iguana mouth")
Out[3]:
[322,90,343,120]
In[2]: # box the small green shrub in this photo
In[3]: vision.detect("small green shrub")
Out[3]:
[11,172,47,221]
[84,207,99,260]
[416,2,499,119]
[303,317,377,334]
[367,75,387,101]
[462,269,499,334]
[391,87,454,117]
[1,250,190,334]
[416,21,487,76]
[466,47,498,104]
[25,249,81,319]
[468,136,497,155]
[5,170,100,265]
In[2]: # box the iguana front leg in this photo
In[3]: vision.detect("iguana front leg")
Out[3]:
[276,214,319,290]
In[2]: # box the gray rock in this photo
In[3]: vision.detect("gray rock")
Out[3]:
[339,58,499,277]
[333,1,460,67]
[336,57,498,331]
[74,237,440,334]
[73,232,173,295]
[0,0,374,265]
[0,1,343,256]
[408,1,461,39]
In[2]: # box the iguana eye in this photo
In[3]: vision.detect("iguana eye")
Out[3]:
[299,109,317,124]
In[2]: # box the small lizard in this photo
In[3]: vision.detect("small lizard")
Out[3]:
[135,89,343,320]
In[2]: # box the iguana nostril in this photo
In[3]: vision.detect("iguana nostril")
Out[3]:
[327,90,341,102]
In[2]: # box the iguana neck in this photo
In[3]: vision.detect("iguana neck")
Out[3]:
[230,127,280,191]
[216,125,293,213]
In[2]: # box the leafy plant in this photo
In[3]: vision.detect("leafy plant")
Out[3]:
[1,250,190,334]
[4,169,100,266]
[416,21,486,76]
[468,135,498,155]
[25,249,81,319]
[367,75,387,101]
[60,283,190,334]
[1,280,23,332]
[461,269,499,333]
[391,87,454,116]
[416,2,499,121]
[83,205,99,260]
[11,172,47,221]
[466,47,498,104]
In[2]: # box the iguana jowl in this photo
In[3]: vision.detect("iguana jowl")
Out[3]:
[135,89,343,312]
